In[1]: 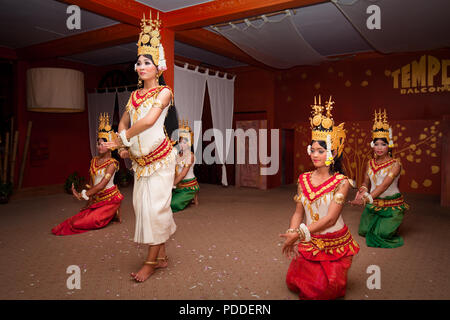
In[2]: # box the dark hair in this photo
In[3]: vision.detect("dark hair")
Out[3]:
[372,137,388,144]
[311,140,345,175]
[137,54,179,141]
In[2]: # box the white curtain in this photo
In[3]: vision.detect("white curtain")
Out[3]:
[117,90,132,169]
[206,72,235,186]
[174,64,207,133]
[87,92,116,157]
[212,10,324,69]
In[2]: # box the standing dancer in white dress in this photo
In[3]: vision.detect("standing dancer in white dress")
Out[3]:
[106,14,178,282]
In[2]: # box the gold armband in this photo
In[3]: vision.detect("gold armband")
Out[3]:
[293,194,301,202]
[388,171,396,179]
[152,99,164,109]
[333,192,345,205]
[104,173,111,180]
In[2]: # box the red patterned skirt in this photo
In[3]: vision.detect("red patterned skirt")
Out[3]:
[286,225,359,300]
[52,185,123,236]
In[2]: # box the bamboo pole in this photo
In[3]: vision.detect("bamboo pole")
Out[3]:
[18,121,32,189]
[9,131,19,184]
[10,117,14,155]
[3,132,9,184]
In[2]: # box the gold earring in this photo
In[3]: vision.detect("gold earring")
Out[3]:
[138,78,142,88]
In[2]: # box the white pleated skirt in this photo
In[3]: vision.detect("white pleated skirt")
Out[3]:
[133,161,177,245]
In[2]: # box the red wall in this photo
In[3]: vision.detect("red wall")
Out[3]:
[275,49,450,126]
[275,49,450,195]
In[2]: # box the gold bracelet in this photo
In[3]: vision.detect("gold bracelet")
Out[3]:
[286,228,297,233]
[360,185,368,192]
[296,228,305,241]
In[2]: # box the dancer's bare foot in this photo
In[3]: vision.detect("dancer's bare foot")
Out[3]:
[113,210,122,223]
[131,262,157,282]
[155,256,168,269]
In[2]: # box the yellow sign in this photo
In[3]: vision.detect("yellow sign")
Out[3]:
[390,55,450,94]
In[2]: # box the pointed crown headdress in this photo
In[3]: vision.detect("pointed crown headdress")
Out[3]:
[179,119,194,147]
[372,108,394,147]
[309,95,346,165]
[136,12,166,73]
[98,113,116,149]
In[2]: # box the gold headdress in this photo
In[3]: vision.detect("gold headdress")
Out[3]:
[136,12,166,73]
[98,113,116,150]
[179,119,194,147]
[309,95,346,166]
[372,109,391,140]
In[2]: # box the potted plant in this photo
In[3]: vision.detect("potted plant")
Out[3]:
[64,171,86,194]
[115,169,132,188]
[0,182,13,204]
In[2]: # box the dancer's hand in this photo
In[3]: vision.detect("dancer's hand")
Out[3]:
[71,183,82,200]
[349,198,365,207]
[103,141,118,149]
[118,149,130,159]
[279,232,299,258]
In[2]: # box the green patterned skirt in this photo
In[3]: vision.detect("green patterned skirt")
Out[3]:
[171,177,199,213]
[358,193,409,248]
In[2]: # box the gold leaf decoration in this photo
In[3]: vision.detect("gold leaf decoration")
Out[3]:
[431,166,440,174]
[423,179,432,187]
[345,80,351,87]
[406,155,414,162]
[419,134,427,140]
[411,180,418,189]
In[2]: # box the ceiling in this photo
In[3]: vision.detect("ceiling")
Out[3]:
[0,0,448,68]
[134,0,214,12]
